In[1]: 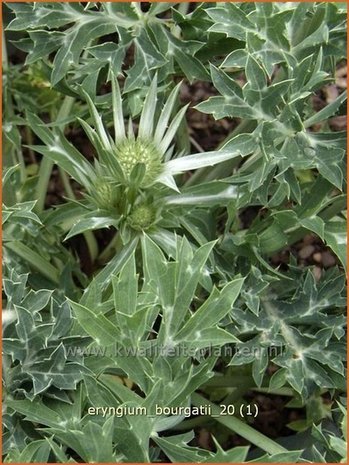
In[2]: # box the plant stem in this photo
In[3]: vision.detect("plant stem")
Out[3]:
[191,393,287,455]
[252,387,295,396]
[59,168,75,199]
[35,95,75,213]
[24,126,36,164]
[189,136,204,153]
[4,241,60,284]
[172,415,211,431]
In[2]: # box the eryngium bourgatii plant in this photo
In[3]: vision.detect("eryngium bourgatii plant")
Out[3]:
[28,73,241,239]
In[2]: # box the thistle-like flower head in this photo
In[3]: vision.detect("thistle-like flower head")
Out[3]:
[127,203,156,231]
[26,73,240,242]
[116,138,163,187]
[79,72,240,205]
[92,178,116,210]
[109,73,188,190]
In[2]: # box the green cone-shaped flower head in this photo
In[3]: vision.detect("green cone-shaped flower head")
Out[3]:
[92,179,116,210]
[116,138,163,187]
[108,73,188,190]
[127,203,156,231]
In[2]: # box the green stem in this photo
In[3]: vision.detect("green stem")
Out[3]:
[59,169,74,199]
[191,393,287,455]
[4,241,60,284]
[172,415,211,431]
[189,136,204,153]
[24,126,36,164]
[34,156,54,211]
[252,387,295,396]
[35,96,75,213]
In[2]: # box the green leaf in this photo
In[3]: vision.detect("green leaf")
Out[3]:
[164,150,243,175]
[164,182,237,207]
[68,299,121,346]
[82,237,139,300]
[27,114,95,188]
[113,253,138,316]
[206,439,249,463]
[304,90,346,128]
[111,71,126,142]
[195,95,256,120]
[245,55,267,91]
[81,88,112,151]
[207,3,254,40]
[324,220,347,270]
[154,432,210,462]
[6,440,51,463]
[4,242,60,284]
[65,214,120,240]
[176,278,244,341]
[51,20,117,86]
[6,398,64,429]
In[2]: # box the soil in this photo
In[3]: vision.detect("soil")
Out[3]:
[180,80,239,152]
[271,233,339,273]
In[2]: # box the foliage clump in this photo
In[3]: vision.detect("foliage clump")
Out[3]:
[2,2,347,463]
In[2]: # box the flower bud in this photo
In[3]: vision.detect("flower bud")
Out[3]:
[127,204,156,231]
[92,180,116,210]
